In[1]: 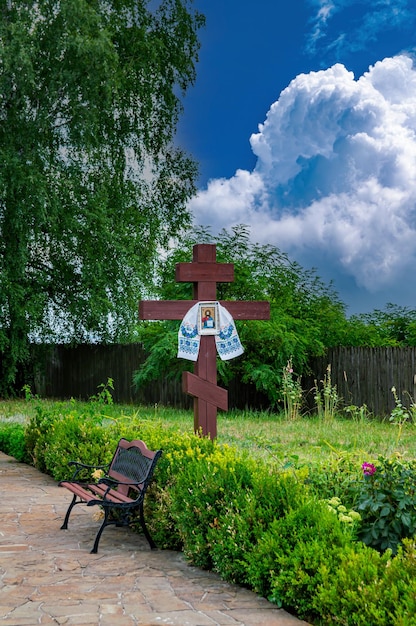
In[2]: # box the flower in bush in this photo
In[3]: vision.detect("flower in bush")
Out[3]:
[361,462,376,476]
[357,455,416,554]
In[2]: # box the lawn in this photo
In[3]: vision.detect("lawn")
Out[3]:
[1,398,415,467]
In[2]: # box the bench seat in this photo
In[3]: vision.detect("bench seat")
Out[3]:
[59,438,162,553]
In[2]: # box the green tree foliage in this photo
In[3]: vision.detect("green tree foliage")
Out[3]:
[134,225,347,405]
[0,0,204,393]
[344,304,416,346]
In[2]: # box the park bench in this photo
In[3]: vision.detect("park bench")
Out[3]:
[59,438,162,554]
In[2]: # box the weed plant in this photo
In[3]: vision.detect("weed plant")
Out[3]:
[281,359,303,421]
[390,385,414,445]
[314,364,339,421]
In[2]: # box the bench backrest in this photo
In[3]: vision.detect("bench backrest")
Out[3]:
[108,439,162,497]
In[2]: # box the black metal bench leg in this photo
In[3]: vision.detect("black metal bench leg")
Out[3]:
[139,501,157,550]
[60,494,77,530]
[90,508,110,554]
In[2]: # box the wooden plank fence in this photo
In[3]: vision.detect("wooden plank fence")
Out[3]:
[32,344,269,410]
[31,344,416,416]
[306,347,416,416]
[32,344,186,406]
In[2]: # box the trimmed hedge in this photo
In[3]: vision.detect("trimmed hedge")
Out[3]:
[0,422,29,462]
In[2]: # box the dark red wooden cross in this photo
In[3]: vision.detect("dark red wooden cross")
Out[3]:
[139,244,270,438]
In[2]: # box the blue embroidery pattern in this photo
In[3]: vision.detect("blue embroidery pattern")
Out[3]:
[219,323,233,340]
[216,336,241,357]
[179,337,199,357]
[180,323,198,338]
[179,322,199,358]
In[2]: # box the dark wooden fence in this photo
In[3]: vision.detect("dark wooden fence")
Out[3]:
[32,344,416,416]
[33,344,184,406]
[32,344,269,410]
[307,347,416,416]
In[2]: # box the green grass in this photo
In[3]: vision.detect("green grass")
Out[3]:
[1,398,415,467]
[220,409,416,466]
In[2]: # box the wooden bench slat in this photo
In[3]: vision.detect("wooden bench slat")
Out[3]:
[87,484,135,503]
[59,482,134,504]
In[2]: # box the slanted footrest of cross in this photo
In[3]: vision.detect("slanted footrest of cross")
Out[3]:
[182,371,228,411]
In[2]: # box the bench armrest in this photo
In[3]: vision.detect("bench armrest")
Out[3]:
[68,460,110,481]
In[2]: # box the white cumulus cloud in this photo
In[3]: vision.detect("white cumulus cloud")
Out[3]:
[189,55,416,297]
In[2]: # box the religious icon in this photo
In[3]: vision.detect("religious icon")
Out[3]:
[198,301,219,335]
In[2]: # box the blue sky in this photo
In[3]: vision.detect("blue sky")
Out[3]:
[177,0,416,315]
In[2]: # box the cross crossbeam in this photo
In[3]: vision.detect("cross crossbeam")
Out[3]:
[139,300,270,321]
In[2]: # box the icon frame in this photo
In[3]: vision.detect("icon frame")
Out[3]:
[198,302,219,335]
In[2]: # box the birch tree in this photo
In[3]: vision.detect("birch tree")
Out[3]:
[0,0,204,393]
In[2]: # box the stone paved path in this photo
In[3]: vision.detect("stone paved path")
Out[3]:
[0,452,309,626]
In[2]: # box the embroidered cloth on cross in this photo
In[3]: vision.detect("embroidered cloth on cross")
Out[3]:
[178,302,244,361]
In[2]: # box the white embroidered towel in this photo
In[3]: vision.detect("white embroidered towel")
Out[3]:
[178,302,244,362]
[216,303,244,361]
[177,302,200,361]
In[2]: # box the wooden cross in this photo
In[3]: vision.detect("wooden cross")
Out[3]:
[139,244,270,438]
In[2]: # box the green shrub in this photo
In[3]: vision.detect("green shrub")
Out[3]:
[314,539,416,625]
[24,402,123,479]
[129,429,216,551]
[42,414,119,481]
[246,499,357,621]
[208,468,308,585]
[168,444,256,569]
[208,491,256,584]
[387,539,416,623]
[0,422,28,461]
[25,403,63,471]
[315,542,394,625]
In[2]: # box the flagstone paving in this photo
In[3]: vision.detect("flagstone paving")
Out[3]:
[0,452,309,626]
